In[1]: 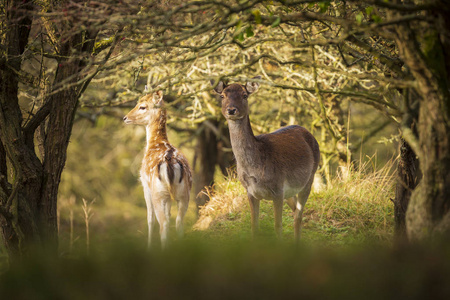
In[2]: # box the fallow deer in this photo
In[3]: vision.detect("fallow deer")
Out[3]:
[123,91,192,249]
[212,77,320,241]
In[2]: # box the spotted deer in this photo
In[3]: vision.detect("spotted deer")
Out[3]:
[212,77,320,241]
[123,91,192,249]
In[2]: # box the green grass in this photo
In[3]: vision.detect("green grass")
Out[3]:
[44,157,396,257]
[1,158,395,258]
[192,159,395,246]
[6,159,450,300]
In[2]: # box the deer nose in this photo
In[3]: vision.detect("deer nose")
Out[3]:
[227,108,237,116]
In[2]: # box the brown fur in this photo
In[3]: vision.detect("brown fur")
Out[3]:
[124,91,192,248]
[213,78,320,241]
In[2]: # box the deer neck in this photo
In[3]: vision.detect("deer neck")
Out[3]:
[145,110,169,151]
[227,115,260,166]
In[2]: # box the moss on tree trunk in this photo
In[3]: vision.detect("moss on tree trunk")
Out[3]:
[395,9,450,239]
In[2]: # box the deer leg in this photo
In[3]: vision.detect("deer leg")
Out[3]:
[161,198,171,248]
[294,187,311,242]
[285,197,296,212]
[248,194,260,237]
[152,193,170,249]
[175,190,189,238]
[273,197,284,239]
[143,183,155,249]
[146,203,156,249]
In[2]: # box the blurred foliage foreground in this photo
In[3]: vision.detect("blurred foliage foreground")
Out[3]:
[1,241,450,300]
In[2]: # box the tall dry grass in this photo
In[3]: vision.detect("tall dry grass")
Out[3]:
[82,199,95,255]
[308,157,396,241]
[193,157,396,243]
[194,171,247,231]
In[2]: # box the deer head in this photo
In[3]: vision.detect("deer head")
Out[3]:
[212,76,261,121]
[123,90,164,125]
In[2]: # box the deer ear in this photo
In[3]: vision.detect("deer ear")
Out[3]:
[245,76,261,94]
[152,90,164,106]
[211,80,225,94]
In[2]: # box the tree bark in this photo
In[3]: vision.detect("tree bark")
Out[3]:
[0,1,100,256]
[39,61,81,249]
[395,6,450,240]
[195,123,219,208]
[0,0,43,256]
[394,138,419,240]
[195,120,232,210]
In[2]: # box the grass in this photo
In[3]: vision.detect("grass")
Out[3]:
[3,159,450,299]
[0,157,395,256]
[30,156,396,255]
[191,157,395,246]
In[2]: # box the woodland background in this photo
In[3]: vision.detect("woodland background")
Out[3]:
[1,0,450,298]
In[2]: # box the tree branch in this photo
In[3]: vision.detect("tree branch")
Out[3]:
[351,0,437,12]
[346,35,406,77]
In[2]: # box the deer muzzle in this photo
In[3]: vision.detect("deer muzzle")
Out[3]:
[227,107,237,116]
[123,116,132,124]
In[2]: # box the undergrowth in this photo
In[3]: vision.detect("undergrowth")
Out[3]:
[192,157,396,245]
[2,159,450,299]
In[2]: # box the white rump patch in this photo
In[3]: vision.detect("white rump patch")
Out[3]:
[283,181,302,199]
[158,162,183,185]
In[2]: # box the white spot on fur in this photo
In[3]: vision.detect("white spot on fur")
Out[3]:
[283,181,303,199]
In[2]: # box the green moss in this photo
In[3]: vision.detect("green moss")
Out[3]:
[92,37,115,55]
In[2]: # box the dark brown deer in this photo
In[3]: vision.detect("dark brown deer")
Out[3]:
[124,91,192,249]
[212,77,320,241]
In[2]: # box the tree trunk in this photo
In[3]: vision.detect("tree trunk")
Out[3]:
[394,138,419,240]
[0,0,42,257]
[394,87,420,241]
[39,61,81,249]
[406,95,450,239]
[195,123,219,208]
[395,7,450,240]
[0,1,99,256]
[195,120,232,210]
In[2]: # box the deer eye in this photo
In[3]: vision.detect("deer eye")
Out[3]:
[139,106,146,110]
[243,94,248,99]
[220,95,224,98]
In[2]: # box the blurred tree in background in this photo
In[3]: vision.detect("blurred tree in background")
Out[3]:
[1,0,449,258]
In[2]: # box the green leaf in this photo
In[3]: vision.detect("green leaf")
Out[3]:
[234,20,242,32]
[245,26,254,38]
[233,20,243,40]
[318,1,330,13]
[371,14,382,23]
[365,6,373,16]
[355,12,364,25]
[271,16,281,28]
[235,31,245,42]
[252,9,262,24]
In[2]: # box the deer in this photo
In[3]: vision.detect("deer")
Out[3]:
[211,76,320,241]
[123,90,192,249]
